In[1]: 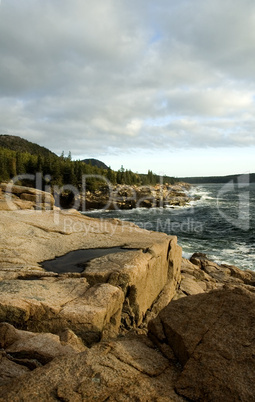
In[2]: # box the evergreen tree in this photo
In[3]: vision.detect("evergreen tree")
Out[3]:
[36,155,43,173]
[16,152,25,175]
[0,150,9,181]
[107,167,116,184]
[8,156,16,177]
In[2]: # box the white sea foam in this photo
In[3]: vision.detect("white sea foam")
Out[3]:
[182,251,193,259]
[187,186,216,207]
[232,243,251,254]
[83,182,255,272]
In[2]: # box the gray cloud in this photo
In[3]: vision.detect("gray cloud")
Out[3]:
[0,0,255,160]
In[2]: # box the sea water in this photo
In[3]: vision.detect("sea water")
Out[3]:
[84,181,255,271]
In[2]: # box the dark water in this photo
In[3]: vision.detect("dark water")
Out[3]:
[41,247,135,273]
[84,180,255,271]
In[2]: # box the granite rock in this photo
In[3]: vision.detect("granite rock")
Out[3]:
[149,286,255,401]
[0,209,181,342]
[0,279,124,346]
[0,183,54,210]
[0,322,86,385]
[80,183,193,210]
[189,253,255,290]
[0,334,185,401]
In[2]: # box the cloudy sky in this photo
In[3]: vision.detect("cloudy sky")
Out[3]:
[0,0,255,177]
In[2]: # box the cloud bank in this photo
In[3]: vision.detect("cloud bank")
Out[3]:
[0,0,255,173]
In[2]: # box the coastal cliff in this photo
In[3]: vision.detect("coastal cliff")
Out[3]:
[0,188,255,400]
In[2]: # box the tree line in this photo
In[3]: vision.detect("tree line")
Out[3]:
[0,147,176,190]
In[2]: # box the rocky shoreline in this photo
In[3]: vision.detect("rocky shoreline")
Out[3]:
[0,181,196,211]
[0,186,255,400]
[0,183,55,211]
[80,182,195,210]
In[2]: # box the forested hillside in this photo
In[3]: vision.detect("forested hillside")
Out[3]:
[0,135,56,158]
[82,158,108,170]
[0,135,177,189]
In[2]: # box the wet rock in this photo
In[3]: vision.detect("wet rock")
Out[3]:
[80,183,193,210]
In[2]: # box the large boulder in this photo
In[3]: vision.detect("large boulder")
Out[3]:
[82,236,181,327]
[149,286,255,401]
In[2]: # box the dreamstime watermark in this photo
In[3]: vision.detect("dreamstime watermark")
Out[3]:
[217,174,251,231]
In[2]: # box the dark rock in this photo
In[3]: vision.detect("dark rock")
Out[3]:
[190,252,208,267]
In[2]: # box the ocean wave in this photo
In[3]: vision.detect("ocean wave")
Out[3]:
[188,186,216,205]
[83,182,255,272]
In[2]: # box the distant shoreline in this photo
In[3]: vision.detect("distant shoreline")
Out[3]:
[177,172,255,184]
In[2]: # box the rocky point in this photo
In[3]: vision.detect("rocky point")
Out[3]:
[0,184,254,401]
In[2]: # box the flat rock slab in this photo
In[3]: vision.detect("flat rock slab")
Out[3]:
[0,210,182,332]
[149,286,255,401]
[0,210,177,275]
[0,278,124,346]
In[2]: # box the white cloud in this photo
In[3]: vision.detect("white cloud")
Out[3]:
[0,0,255,175]
[126,119,142,136]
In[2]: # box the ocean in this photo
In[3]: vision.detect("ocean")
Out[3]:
[84,179,255,271]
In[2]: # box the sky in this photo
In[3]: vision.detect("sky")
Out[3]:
[0,0,255,177]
